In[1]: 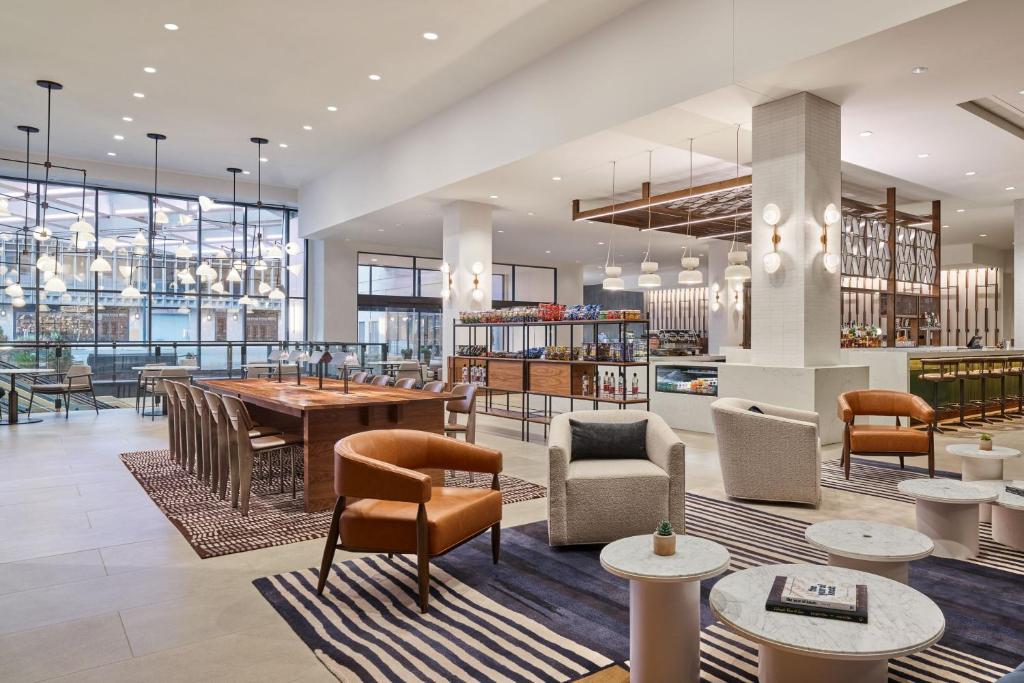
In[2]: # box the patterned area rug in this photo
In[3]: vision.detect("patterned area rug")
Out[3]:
[255,493,1021,682]
[120,449,547,559]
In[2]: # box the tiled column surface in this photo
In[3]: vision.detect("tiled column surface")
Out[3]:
[706,240,744,354]
[1014,199,1024,343]
[751,92,842,367]
[442,201,493,375]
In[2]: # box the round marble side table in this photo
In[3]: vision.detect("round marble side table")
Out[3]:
[710,563,945,683]
[600,535,730,683]
[947,444,1021,522]
[973,480,1024,550]
[804,520,933,584]
[897,479,998,559]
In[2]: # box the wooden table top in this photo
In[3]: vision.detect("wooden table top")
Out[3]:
[198,378,450,416]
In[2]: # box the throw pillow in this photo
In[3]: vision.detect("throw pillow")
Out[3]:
[569,419,648,461]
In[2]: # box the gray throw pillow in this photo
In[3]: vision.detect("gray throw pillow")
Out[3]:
[569,419,648,461]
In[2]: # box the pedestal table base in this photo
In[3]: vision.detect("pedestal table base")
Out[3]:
[915,499,980,559]
[827,553,909,584]
[758,646,888,683]
[629,579,700,683]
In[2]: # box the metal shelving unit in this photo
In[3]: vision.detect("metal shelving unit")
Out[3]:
[449,317,650,441]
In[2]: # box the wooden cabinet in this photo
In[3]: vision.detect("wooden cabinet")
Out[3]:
[529,363,570,394]
[487,359,524,391]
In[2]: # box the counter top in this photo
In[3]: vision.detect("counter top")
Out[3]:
[842,347,1023,358]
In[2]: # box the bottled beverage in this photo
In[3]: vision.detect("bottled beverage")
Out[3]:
[461,365,468,383]
[632,373,639,396]
[581,374,589,396]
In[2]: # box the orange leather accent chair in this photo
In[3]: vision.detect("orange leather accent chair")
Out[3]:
[317,429,503,612]
[837,390,935,480]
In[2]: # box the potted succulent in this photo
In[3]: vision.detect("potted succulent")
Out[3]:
[653,520,676,556]
[979,432,993,451]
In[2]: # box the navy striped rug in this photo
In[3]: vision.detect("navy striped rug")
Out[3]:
[255,493,1021,682]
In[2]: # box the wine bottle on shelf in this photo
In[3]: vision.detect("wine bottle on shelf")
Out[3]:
[461,365,469,383]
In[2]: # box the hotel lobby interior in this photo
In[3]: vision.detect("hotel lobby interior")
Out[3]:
[3,1,1024,681]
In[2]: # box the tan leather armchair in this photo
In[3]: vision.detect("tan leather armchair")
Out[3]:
[317,429,503,613]
[837,390,935,479]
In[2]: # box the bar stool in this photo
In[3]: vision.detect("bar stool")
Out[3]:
[954,359,982,428]
[972,357,1006,424]
[919,357,958,433]
[1005,356,1024,417]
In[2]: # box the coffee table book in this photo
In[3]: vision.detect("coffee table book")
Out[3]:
[1007,485,1024,498]
[766,575,868,623]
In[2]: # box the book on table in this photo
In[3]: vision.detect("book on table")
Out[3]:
[766,575,868,623]
[1006,484,1024,498]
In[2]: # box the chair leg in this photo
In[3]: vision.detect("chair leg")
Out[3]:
[317,496,344,595]
[416,504,429,613]
[491,522,500,564]
[91,387,99,415]
[842,431,851,480]
[899,456,905,469]
[64,391,70,419]
[291,448,297,499]
[239,454,253,516]
[26,389,34,419]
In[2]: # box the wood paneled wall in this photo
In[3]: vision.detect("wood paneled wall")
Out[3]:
[940,267,1002,347]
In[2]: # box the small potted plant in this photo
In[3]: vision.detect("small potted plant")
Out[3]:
[979,432,993,451]
[653,520,676,556]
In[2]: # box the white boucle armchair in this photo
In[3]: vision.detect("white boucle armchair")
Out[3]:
[547,410,685,546]
[710,398,821,507]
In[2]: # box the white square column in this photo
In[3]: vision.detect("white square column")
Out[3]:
[442,201,493,371]
[751,92,842,367]
[1014,199,1024,344]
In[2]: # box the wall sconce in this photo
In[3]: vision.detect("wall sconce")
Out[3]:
[822,202,841,274]
[762,202,782,274]
[471,261,485,302]
[709,282,721,312]
[734,283,744,312]
[439,261,452,299]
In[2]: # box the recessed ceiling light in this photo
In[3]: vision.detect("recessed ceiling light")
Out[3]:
[377,228,384,232]
[368,74,382,81]
[143,66,157,74]
[956,208,965,213]
[122,116,133,122]
[326,105,338,112]
[1019,90,1024,96]
[302,125,312,130]
[1006,186,1017,191]
[545,250,551,254]
[489,194,498,199]
[497,229,504,233]
[163,23,179,31]
[911,66,928,75]
[370,258,378,262]
[528,212,534,216]
[917,153,929,158]
[132,92,145,98]
[107,152,117,157]
[259,157,268,163]
[278,143,288,148]
[423,32,439,40]
[113,134,124,141]
[242,170,251,175]
[859,130,873,137]
[965,170,976,176]
[597,241,605,246]
[551,176,562,181]
[979,233,988,237]
[941,224,949,228]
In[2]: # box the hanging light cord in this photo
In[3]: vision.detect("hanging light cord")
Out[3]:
[643,150,653,264]
[730,124,740,254]
[605,161,617,268]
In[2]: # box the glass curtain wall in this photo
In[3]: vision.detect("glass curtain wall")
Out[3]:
[0,174,305,407]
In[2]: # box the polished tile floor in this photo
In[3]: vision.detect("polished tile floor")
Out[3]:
[1,408,1021,681]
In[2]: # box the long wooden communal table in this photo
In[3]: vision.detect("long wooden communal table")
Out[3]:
[199,378,450,512]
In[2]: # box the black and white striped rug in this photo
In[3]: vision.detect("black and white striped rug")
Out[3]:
[256,493,1021,682]
[120,449,546,559]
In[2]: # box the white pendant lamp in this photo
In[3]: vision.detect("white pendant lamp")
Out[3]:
[32,226,52,241]
[210,280,225,294]
[36,253,55,271]
[89,255,111,273]
[12,296,25,308]
[678,253,703,285]
[258,280,272,294]
[268,286,285,300]
[602,265,624,291]
[177,213,192,227]
[44,275,67,293]
[71,231,94,249]
[174,241,192,258]
[5,282,24,297]
[154,208,169,225]
[198,195,215,212]
[99,237,117,252]
[132,230,147,247]
[70,218,94,234]
[121,284,141,299]
[226,266,242,283]
[287,263,302,275]
[601,161,625,291]
[724,250,751,281]
[237,294,254,306]
[177,269,196,286]
[195,261,215,281]
[265,243,284,259]
[213,247,228,259]
[0,197,9,217]
[252,258,268,272]
[285,241,301,255]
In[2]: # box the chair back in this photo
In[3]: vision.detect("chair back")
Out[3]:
[204,391,225,425]
[393,377,417,389]
[188,385,208,416]
[837,389,928,422]
[66,364,93,390]
[421,380,445,393]
[369,374,390,386]
[171,380,193,407]
[446,383,478,414]
[220,394,255,437]
[351,371,369,384]
[395,360,422,382]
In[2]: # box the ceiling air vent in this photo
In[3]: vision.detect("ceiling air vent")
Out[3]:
[958,96,1024,141]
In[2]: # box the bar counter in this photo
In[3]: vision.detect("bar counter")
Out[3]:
[199,378,450,512]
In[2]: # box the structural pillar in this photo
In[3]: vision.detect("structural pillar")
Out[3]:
[750,91,842,367]
[1014,199,1024,344]
[442,201,493,377]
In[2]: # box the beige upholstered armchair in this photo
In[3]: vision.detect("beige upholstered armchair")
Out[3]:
[710,398,821,507]
[548,410,685,546]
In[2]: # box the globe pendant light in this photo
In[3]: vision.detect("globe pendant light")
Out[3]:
[637,152,661,289]
[285,241,301,256]
[5,282,24,298]
[602,161,625,291]
[90,255,111,273]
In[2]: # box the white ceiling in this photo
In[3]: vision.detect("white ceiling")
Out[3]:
[0,0,644,188]
[339,0,1024,271]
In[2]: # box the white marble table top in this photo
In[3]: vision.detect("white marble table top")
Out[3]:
[805,520,933,562]
[947,443,1021,461]
[0,368,54,375]
[970,480,1024,511]
[897,478,999,504]
[710,563,945,660]
[600,534,730,583]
